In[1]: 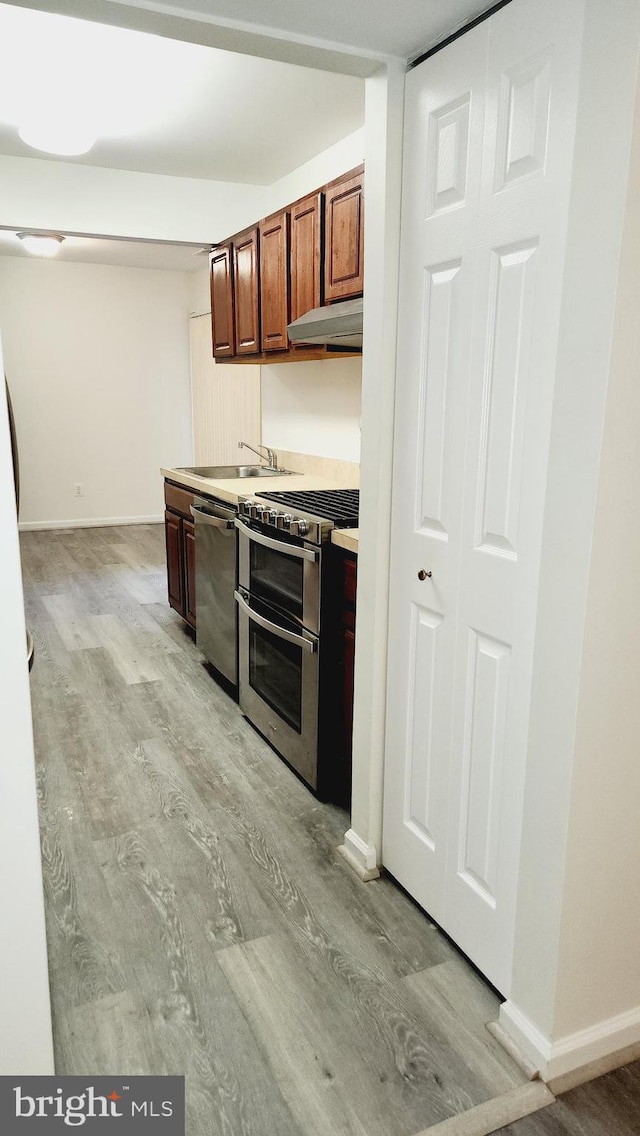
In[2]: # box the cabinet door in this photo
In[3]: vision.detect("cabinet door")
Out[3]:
[290,192,323,324]
[324,167,365,302]
[165,509,184,617]
[183,518,196,629]
[259,211,290,352]
[233,227,260,355]
[210,244,235,358]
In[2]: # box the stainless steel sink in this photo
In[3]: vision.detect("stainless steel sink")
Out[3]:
[175,464,293,479]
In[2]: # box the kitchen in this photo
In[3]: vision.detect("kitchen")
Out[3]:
[3,1,640,1135]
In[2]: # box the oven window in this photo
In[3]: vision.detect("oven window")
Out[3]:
[249,620,302,733]
[249,541,303,621]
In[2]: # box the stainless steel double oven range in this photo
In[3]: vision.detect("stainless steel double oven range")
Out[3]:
[234,488,359,795]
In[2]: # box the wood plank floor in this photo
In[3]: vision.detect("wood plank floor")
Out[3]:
[21,523,531,1136]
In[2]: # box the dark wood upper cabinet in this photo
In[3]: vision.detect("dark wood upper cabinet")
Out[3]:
[324,166,365,303]
[210,244,235,358]
[259,211,290,352]
[210,165,363,364]
[290,191,323,325]
[233,227,260,355]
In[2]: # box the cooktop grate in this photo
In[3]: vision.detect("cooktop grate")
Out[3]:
[257,488,359,528]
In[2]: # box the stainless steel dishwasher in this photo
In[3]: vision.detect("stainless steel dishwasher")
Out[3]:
[191,495,238,689]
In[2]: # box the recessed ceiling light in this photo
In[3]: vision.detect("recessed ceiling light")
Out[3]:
[18,118,97,157]
[16,232,65,257]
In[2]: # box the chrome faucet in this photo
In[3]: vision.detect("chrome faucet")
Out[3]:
[238,440,279,470]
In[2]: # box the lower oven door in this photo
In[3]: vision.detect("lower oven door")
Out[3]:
[235,587,319,790]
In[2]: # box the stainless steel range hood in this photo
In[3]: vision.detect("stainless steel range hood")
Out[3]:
[287,297,363,348]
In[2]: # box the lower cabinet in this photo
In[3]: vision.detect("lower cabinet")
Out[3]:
[320,545,357,807]
[164,480,196,630]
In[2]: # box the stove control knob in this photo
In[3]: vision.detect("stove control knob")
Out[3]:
[296,519,310,537]
[248,502,260,519]
[267,509,278,524]
[282,513,293,530]
[275,512,287,529]
[255,505,269,520]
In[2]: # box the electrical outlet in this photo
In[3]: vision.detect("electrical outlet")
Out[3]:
[73,483,84,498]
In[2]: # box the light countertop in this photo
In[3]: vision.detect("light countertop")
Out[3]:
[332,528,359,554]
[162,467,360,553]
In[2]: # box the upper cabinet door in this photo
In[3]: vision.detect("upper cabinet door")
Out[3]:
[290,192,323,323]
[210,244,235,358]
[259,211,290,352]
[233,227,260,355]
[324,166,365,303]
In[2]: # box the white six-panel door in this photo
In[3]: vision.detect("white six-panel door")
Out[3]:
[383,0,582,993]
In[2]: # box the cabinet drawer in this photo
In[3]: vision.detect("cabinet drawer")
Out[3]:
[342,554,357,606]
[164,481,194,519]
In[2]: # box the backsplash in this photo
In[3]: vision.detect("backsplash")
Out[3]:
[271,450,359,486]
[261,357,362,464]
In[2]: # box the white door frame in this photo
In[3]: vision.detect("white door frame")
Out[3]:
[0,334,54,1074]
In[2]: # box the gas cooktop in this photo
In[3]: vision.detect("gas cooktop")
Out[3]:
[256,488,359,528]
[236,487,359,544]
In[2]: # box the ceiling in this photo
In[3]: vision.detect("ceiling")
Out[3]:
[0,0,496,270]
[0,3,365,183]
[7,0,499,67]
[112,0,496,62]
[0,230,207,270]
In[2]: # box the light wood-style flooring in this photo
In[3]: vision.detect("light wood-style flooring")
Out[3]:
[21,523,532,1136]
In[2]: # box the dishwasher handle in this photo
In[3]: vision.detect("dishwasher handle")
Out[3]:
[191,504,236,529]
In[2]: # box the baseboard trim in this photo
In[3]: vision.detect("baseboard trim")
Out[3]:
[499,999,640,1089]
[337,828,380,881]
[19,515,163,532]
[485,1019,539,1080]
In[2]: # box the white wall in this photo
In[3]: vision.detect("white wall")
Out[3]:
[263,128,365,216]
[189,267,211,315]
[261,358,361,461]
[550,18,640,1040]
[0,256,193,527]
[497,0,640,1084]
[0,331,54,1073]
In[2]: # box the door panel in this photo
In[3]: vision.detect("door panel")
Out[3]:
[210,245,234,358]
[165,510,184,617]
[383,0,582,993]
[260,211,290,352]
[233,228,260,355]
[290,192,323,324]
[324,168,364,302]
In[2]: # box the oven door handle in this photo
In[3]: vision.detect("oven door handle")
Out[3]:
[234,517,318,561]
[191,504,235,529]
[234,591,317,653]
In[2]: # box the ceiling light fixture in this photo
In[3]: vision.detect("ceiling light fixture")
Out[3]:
[16,232,65,257]
[18,118,97,157]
